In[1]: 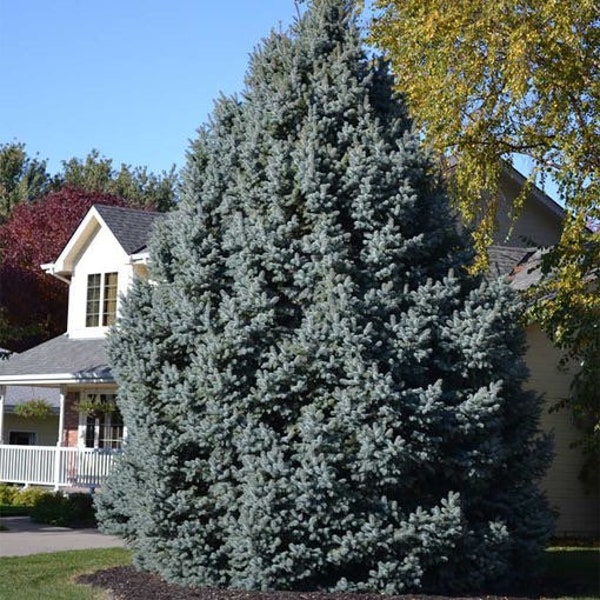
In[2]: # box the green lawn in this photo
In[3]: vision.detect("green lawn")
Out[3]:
[0,547,596,599]
[542,548,600,599]
[0,548,131,600]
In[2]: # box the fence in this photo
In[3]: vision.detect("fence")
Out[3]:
[0,444,121,489]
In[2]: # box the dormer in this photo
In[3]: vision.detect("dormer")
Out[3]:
[42,205,162,340]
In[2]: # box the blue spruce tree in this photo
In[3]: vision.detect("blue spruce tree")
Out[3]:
[97,0,552,593]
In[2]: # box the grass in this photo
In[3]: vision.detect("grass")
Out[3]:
[0,546,596,599]
[542,548,600,599]
[0,547,131,600]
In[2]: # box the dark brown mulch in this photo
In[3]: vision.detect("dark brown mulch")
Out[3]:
[77,566,586,600]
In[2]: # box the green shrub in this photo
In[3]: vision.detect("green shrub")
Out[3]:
[30,491,97,528]
[13,486,52,507]
[65,493,97,528]
[30,492,68,525]
[0,483,18,505]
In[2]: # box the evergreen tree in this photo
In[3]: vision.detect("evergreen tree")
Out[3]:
[0,142,52,218]
[60,149,178,211]
[97,0,552,593]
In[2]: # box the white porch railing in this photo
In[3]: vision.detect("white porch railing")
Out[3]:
[0,445,122,489]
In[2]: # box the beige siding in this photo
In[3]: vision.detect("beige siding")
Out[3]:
[2,414,59,446]
[524,325,599,536]
[494,173,563,247]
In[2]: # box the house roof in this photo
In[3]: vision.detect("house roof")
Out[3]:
[510,249,545,291]
[486,245,547,291]
[43,204,164,278]
[487,245,536,278]
[0,335,112,385]
[94,204,163,254]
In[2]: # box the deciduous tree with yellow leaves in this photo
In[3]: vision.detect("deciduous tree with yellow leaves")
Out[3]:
[369,0,599,485]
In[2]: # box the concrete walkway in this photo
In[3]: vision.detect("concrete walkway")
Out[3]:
[0,516,124,556]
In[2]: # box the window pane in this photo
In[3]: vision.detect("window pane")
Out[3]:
[85,415,96,448]
[9,431,36,445]
[99,395,124,449]
[82,394,123,449]
[102,272,118,326]
[86,274,101,327]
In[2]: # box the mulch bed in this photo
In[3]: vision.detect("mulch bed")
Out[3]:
[77,566,591,600]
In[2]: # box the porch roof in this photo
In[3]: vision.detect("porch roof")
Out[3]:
[0,335,113,385]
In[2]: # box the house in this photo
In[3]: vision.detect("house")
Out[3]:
[0,180,596,536]
[488,164,598,537]
[0,204,162,488]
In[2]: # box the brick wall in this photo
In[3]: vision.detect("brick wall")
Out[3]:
[63,391,80,447]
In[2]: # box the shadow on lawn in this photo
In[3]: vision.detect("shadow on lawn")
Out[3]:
[79,550,599,600]
[528,549,600,598]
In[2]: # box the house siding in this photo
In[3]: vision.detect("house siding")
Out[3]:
[494,172,563,248]
[2,414,59,446]
[67,224,134,339]
[525,324,600,536]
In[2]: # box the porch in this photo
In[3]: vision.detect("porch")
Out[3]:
[0,444,121,489]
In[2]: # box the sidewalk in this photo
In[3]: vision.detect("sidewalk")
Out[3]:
[0,516,124,556]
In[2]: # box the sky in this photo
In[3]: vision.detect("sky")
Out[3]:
[0,1,560,204]
[0,1,303,176]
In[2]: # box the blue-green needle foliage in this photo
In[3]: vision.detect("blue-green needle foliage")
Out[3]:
[96,0,552,593]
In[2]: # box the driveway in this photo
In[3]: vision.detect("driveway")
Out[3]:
[0,516,124,556]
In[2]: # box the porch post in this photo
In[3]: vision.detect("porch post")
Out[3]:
[53,386,66,490]
[0,385,5,444]
[56,386,66,446]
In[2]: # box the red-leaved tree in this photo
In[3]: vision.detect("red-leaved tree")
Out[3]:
[0,186,130,352]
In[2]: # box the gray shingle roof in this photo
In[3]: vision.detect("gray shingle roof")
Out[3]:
[487,246,533,278]
[486,245,547,290]
[94,204,163,255]
[510,249,545,291]
[0,335,111,382]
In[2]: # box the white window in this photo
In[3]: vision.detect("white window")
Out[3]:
[78,393,124,449]
[86,273,118,327]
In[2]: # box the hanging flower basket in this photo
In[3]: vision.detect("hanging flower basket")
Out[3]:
[13,399,53,420]
[76,395,117,417]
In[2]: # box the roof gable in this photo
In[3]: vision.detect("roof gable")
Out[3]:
[94,204,162,255]
[43,204,162,277]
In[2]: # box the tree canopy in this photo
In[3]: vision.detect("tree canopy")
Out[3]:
[369,0,598,251]
[0,142,53,219]
[369,0,599,486]
[61,149,178,212]
[0,144,179,218]
[97,0,551,592]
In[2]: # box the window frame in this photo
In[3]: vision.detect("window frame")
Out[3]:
[85,272,118,328]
